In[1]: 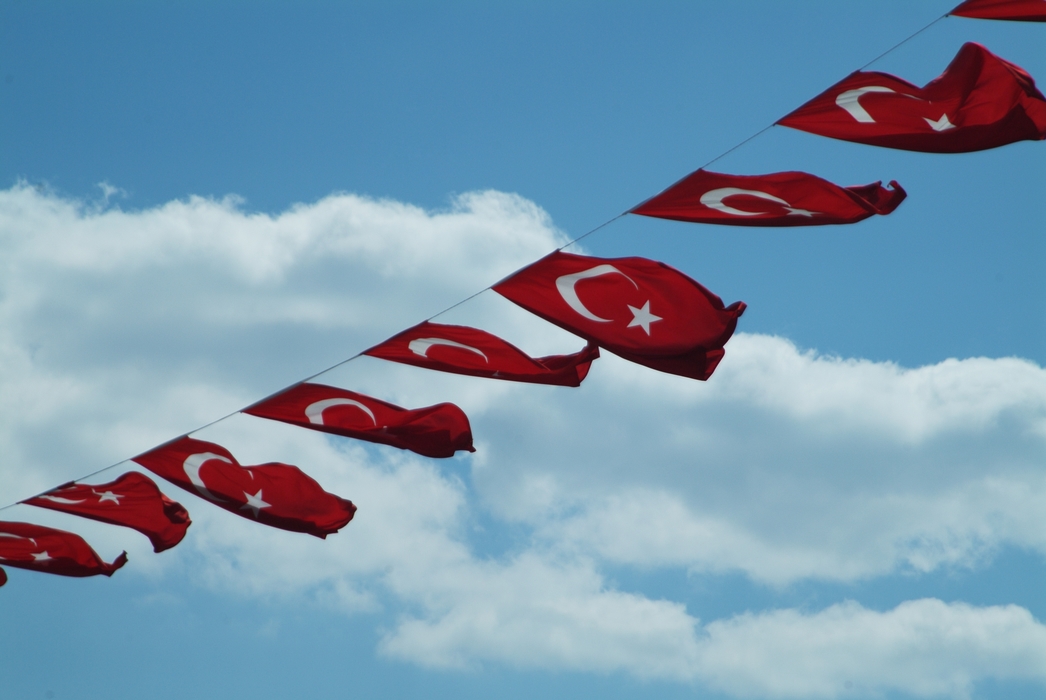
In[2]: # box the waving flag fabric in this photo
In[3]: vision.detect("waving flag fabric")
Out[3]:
[365,321,599,387]
[23,472,191,553]
[632,170,906,226]
[778,42,1046,152]
[951,0,1046,21]
[133,437,356,539]
[0,521,127,578]
[245,383,474,458]
[493,252,745,381]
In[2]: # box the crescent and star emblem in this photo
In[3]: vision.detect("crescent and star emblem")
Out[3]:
[408,338,489,362]
[555,265,662,335]
[305,398,377,427]
[700,188,816,217]
[182,452,271,517]
[835,85,954,131]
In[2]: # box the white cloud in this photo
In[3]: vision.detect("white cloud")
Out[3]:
[696,599,1046,699]
[1,184,1044,697]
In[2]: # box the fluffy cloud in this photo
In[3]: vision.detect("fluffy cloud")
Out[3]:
[1,184,1044,698]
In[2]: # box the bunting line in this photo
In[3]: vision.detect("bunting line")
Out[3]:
[0,6,1007,518]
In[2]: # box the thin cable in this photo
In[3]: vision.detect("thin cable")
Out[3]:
[0,10,954,515]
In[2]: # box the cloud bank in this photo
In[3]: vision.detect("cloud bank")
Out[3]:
[1,183,1043,698]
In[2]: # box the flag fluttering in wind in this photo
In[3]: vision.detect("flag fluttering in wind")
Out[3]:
[493,252,745,381]
[778,42,1046,152]
[632,170,906,226]
[23,472,191,553]
[950,0,1046,21]
[133,437,356,539]
[245,383,475,458]
[365,321,599,387]
[0,521,128,578]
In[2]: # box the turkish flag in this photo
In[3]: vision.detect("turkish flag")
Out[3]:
[133,437,356,539]
[632,170,906,226]
[365,321,599,387]
[0,521,127,578]
[778,42,1046,152]
[493,251,745,381]
[245,383,474,458]
[23,472,191,553]
[951,0,1046,21]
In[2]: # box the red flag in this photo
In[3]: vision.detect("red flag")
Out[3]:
[951,0,1046,21]
[22,472,191,553]
[365,321,599,387]
[133,437,356,539]
[245,383,474,458]
[0,521,127,578]
[631,170,906,226]
[493,251,745,381]
[778,42,1046,152]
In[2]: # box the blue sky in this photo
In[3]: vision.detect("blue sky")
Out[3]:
[1,2,1044,699]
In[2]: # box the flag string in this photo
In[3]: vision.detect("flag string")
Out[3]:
[0,8,960,514]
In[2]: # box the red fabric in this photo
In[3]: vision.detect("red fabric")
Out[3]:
[245,383,474,458]
[951,0,1046,21]
[133,437,356,539]
[632,170,906,226]
[23,472,191,553]
[365,321,599,387]
[0,521,127,578]
[0,567,7,587]
[493,251,745,381]
[778,42,1046,152]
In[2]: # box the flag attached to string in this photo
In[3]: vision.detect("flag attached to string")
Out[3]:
[133,437,356,539]
[0,521,128,578]
[950,0,1046,21]
[365,321,599,387]
[778,42,1046,152]
[493,251,745,381]
[632,170,906,226]
[22,472,191,553]
[245,384,475,458]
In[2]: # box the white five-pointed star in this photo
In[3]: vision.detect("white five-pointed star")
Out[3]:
[626,300,662,335]
[784,206,817,217]
[925,114,955,131]
[94,490,122,505]
[32,551,52,562]
[241,489,271,518]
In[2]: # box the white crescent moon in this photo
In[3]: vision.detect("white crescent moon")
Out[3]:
[183,452,232,502]
[305,398,377,426]
[555,265,638,323]
[699,188,792,216]
[408,337,489,363]
[37,495,87,505]
[835,85,897,123]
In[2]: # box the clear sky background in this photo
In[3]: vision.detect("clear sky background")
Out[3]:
[1,2,1044,699]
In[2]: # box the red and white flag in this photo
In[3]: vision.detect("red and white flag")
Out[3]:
[493,252,745,381]
[133,437,356,539]
[0,521,127,578]
[778,42,1046,152]
[632,170,906,226]
[951,0,1046,21]
[365,321,599,387]
[245,383,474,458]
[23,472,191,553]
